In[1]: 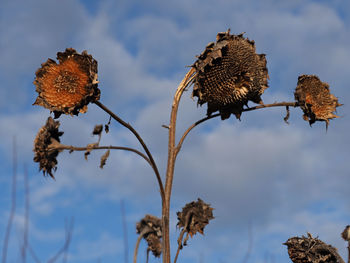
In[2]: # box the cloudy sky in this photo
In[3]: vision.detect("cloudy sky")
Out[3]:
[0,0,349,262]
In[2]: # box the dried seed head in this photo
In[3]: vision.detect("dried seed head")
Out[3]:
[177,198,214,238]
[341,225,350,241]
[136,215,162,257]
[284,233,344,263]
[34,48,100,118]
[295,75,341,128]
[192,30,269,120]
[33,117,64,178]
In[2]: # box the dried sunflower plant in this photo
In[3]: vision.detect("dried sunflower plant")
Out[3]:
[32,30,341,263]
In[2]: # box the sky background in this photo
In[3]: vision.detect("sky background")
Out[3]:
[0,0,349,262]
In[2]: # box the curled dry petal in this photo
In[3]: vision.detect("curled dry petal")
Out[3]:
[33,117,64,178]
[33,48,100,118]
[177,198,214,238]
[294,75,341,128]
[192,30,269,120]
[136,214,162,257]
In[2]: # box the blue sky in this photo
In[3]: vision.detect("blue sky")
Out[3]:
[0,0,349,262]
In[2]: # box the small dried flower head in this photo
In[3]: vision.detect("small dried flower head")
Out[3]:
[284,233,344,263]
[177,198,214,238]
[192,29,269,120]
[136,214,162,257]
[34,48,100,118]
[295,75,341,128]
[33,117,64,178]
[341,225,350,241]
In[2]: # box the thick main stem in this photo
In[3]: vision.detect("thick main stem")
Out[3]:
[162,68,195,263]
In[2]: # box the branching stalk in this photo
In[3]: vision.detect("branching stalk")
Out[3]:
[50,144,153,168]
[163,68,196,263]
[176,101,298,156]
[94,100,165,203]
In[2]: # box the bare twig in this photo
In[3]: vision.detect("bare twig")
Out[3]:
[120,200,129,263]
[94,100,165,203]
[176,101,298,155]
[163,67,196,263]
[21,165,30,263]
[28,242,42,263]
[46,218,74,263]
[174,229,186,263]
[51,144,153,169]
[2,137,17,263]
[133,229,149,263]
[242,223,253,263]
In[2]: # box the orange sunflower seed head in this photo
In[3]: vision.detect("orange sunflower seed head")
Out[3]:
[136,214,162,257]
[294,75,341,128]
[33,117,64,179]
[177,198,214,238]
[192,30,269,120]
[33,48,100,118]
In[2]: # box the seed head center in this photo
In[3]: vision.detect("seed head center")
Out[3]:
[54,71,79,93]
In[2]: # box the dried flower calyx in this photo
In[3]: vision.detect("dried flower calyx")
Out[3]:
[33,117,64,178]
[34,48,100,118]
[136,214,162,257]
[284,233,345,263]
[192,29,269,120]
[295,75,341,128]
[177,198,214,239]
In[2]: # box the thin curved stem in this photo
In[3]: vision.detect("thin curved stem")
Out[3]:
[175,101,298,156]
[163,67,196,263]
[173,228,186,263]
[94,100,165,203]
[133,229,149,263]
[50,144,153,168]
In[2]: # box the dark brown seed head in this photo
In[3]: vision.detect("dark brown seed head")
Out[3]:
[192,30,269,120]
[295,75,341,128]
[136,214,162,257]
[177,198,214,237]
[33,117,64,178]
[33,48,100,118]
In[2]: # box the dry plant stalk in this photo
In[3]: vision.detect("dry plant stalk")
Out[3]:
[31,29,341,263]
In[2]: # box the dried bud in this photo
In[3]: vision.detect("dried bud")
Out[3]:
[341,225,350,241]
[284,233,345,263]
[192,30,269,120]
[136,215,162,257]
[33,117,64,178]
[295,75,341,128]
[177,198,214,238]
[92,125,103,135]
[34,48,100,118]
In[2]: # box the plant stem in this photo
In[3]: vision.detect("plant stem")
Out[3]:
[176,101,298,155]
[94,101,165,203]
[51,144,153,168]
[163,68,196,263]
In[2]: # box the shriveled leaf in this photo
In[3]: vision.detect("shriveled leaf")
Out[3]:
[99,149,110,169]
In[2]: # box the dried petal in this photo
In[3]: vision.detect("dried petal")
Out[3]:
[295,75,341,128]
[177,198,214,238]
[99,150,110,169]
[136,214,162,257]
[33,117,64,178]
[192,30,269,120]
[33,48,100,117]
